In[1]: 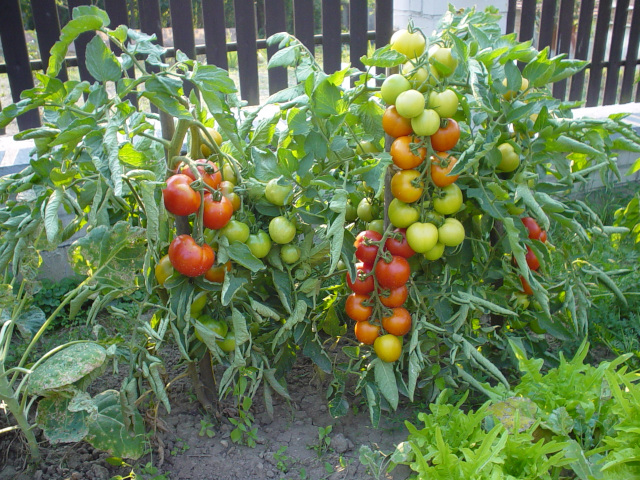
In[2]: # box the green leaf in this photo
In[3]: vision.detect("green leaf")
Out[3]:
[221,275,248,306]
[118,144,147,167]
[48,16,106,77]
[84,390,146,460]
[360,45,406,68]
[142,76,192,119]
[29,343,108,395]
[85,36,122,82]
[44,189,63,243]
[36,395,89,444]
[226,242,265,272]
[374,358,399,410]
[272,269,292,314]
[13,306,46,339]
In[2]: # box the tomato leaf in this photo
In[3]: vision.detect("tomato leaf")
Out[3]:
[85,36,122,82]
[374,359,399,410]
[360,45,406,68]
[226,242,265,273]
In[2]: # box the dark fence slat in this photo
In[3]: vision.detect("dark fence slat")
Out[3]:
[264,0,288,95]
[586,0,614,106]
[294,0,315,56]
[105,0,137,106]
[138,0,164,46]
[0,0,40,129]
[375,0,393,77]
[349,0,368,72]
[620,2,640,103]
[169,0,196,59]
[67,0,96,84]
[552,0,576,100]
[506,0,517,33]
[603,0,632,104]
[322,0,342,73]
[568,0,595,101]
[202,0,229,69]
[234,0,260,105]
[538,0,557,50]
[31,0,67,81]
[519,0,538,42]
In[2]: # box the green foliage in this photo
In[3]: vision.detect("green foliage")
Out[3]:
[386,343,640,479]
[31,277,86,327]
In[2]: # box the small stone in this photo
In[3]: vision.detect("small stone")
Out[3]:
[255,436,266,444]
[71,472,82,480]
[90,464,110,480]
[266,470,276,478]
[33,471,43,480]
[257,463,264,470]
[220,439,229,448]
[319,404,327,412]
[331,433,353,454]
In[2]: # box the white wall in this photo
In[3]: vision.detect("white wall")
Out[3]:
[393,0,509,37]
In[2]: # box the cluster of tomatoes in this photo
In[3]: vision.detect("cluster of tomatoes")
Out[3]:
[518,217,548,295]
[345,229,413,363]
[383,31,467,262]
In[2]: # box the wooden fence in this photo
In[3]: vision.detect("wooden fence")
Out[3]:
[506,0,640,106]
[1,0,639,133]
[0,0,393,131]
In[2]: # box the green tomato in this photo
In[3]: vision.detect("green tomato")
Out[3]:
[246,230,272,258]
[390,29,426,59]
[269,216,296,244]
[433,184,463,215]
[402,62,440,91]
[497,143,520,172]
[280,244,301,264]
[430,47,458,77]
[380,74,411,105]
[265,178,293,206]
[357,197,379,222]
[423,241,445,261]
[345,203,358,222]
[217,330,236,352]
[367,219,385,235]
[437,218,465,247]
[406,222,439,253]
[388,198,419,228]
[190,291,208,317]
[221,220,250,243]
[428,89,459,118]
[411,109,440,136]
[194,315,228,342]
[355,141,379,155]
[395,89,425,119]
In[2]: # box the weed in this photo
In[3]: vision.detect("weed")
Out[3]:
[273,445,291,473]
[198,419,216,438]
[170,438,190,456]
[309,425,332,456]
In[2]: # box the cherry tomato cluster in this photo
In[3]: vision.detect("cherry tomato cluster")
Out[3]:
[344,229,416,363]
[381,37,466,262]
[518,217,548,295]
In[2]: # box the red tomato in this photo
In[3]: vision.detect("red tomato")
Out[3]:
[520,275,534,295]
[354,320,381,345]
[382,105,413,138]
[345,293,373,322]
[168,235,215,277]
[430,119,460,151]
[430,153,459,187]
[382,307,412,336]
[203,194,234,230]
[177,159,222,190]
[354,230,383,266]
[391,136,427,170]
[538,230,548,243]
[347,263,375,295]
[521,217,542,240]
[526,246,540,271]
[162,174,201,216]
[375,255,411,289]
[204,260,232,283]
[385,228,415,258]
[379,284,409,308]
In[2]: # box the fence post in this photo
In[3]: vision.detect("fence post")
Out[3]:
[0,0,40,130]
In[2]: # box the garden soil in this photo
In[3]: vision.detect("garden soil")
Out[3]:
[0,350,414,480]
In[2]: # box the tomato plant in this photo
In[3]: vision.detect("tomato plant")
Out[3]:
[265,178,293,206]
[354,320,381,345]
[355,230,383,265]
[162,174,201,216]
[388,199,420,228]
[391,169,424,203]
[221,220,251,244]
[205,261,232,283]
[375,256,411,289]
[383,105,413,138]
[169,235,216,277]
[203,194,233,230]
[430,119,460,152]
[379,284,409,308]
[381,73,411,105]
[346,293,373,322]
[390,28,426,59]
[430,153,459,187]
[406,222,439,253]
[391,136,427,169]
[395,89,425,119]
[437,218,465,247]
[178,159,222,190]
[411,108,441,136]
[428,89,459,118]
[385,228,416,258]
[381,307,412,336]
[433,183,463,215]
[155,254,174,286]
[374,335,403,363]
[246,231,272,259]
[347,263,375,295]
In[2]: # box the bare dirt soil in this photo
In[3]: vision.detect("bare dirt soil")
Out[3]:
[1,354,414,480]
